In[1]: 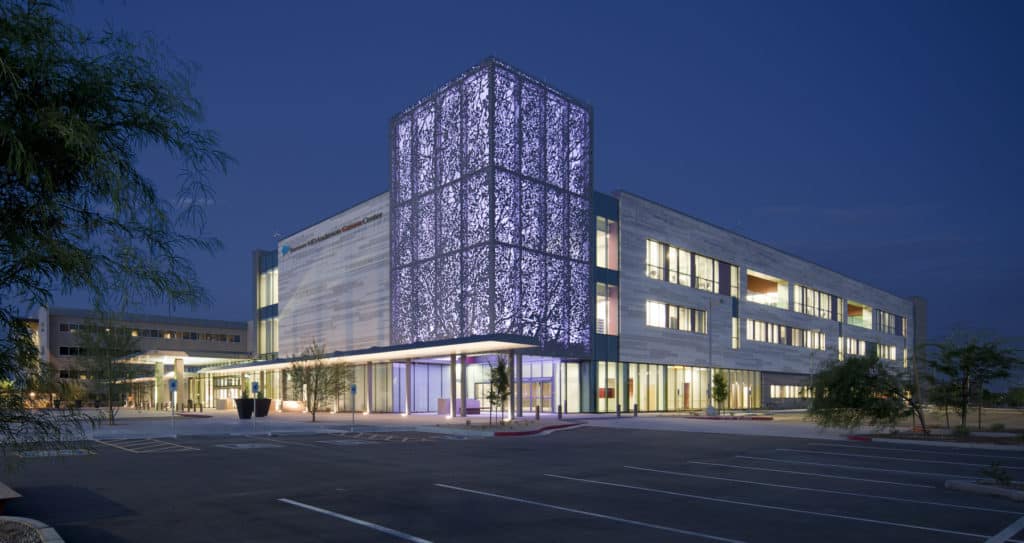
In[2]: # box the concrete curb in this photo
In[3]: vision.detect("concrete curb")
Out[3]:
[945,480,1024,501]
[675,415,774,421]
[849,435,1024,451]
[0,516,64,543]
[494,422,583,437]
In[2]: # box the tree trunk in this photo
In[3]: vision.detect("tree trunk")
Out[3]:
[944,405,949,429]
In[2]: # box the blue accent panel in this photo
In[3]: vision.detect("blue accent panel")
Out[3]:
[257,304,278,320]
[594,267,619,286]
[593,191,619,220]
[593,334,619,362]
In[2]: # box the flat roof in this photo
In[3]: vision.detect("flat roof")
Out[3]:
[121,349,253,366]
[200,334,539,375]
[44,307,248,330]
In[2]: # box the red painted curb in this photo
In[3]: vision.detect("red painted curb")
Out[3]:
[494,423,582,437]
[847,435,872,442]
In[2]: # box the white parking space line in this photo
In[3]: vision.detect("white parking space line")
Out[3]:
[689,461,933,488]
[808,442,1024,461]
[545,474,996,540]
[779,448,1024,469]
[737,455,960,478]
[278,498,433,543]
[987,516,1024,543]
[435,483,745,543]
[625,466,1024,515]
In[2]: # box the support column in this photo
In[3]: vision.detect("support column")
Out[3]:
[154,362,164,409]
[404,359,412,416]
[507,351,515,420]
[516,353,524,417]
[365,361,373,414]
[460,354,468,418]
[174,358,185,411]
[449,354,457,417]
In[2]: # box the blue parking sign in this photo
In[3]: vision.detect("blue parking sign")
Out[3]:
[251,381,259,395]
[169,379,177,392]
[350,383,357,395]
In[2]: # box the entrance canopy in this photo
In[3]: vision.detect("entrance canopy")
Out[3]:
[119,349,252,367]
[199,334,540,376]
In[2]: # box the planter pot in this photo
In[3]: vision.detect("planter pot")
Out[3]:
[234,398,254,419]
[255,398,271,418]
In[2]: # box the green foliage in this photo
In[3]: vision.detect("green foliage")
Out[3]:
[926,333,1022,429]
[807,354,927,432]
[487,357,511,425]
[712,371,729,408]
[0,0,229,455]
[981,462,1012,487]
[75,317,141,424]
[990,423,1006,432]
[952,425,971,438]
[288,341,353,422]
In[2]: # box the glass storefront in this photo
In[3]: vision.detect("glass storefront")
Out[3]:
[598,361,761,412]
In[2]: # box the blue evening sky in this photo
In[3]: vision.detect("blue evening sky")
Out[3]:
[61,1,1023,341]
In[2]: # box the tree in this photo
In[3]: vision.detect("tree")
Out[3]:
[75,318,141,424]
[808,354,928,433]
[712,371,729,410]
[927,335,1021,430]
[0,1,229,454]
[487,357,511,425]
[287,341,352,422]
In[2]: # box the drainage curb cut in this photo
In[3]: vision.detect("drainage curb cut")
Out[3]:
[0,516,64,543]
[494,423,583,437]
[945,480,1024,501]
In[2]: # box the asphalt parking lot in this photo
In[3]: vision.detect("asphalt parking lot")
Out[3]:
[7,427,1024,542]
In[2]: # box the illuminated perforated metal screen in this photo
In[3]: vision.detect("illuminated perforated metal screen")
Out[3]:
[390,59,592,357]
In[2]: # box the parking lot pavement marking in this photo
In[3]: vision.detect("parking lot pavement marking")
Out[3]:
[434,483,745,543]
[690,460,934,488]
[625,465,1024,515]
[987,516,1024,543]
[778,448,1024,469]
[317,439,378,446]
[737,455,961,479]
[278,498,433,543]
[545,474,996,540]
[216,443,283,449]
[808,443,1024,461]
[94,438,198,453]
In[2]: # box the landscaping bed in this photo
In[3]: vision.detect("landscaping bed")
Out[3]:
[863,430,1024,445]
[0,519,41,543]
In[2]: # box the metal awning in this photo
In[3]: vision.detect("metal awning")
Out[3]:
[199,334,538,375]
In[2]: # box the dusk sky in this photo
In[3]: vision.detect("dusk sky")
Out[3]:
[61,1,1023,342]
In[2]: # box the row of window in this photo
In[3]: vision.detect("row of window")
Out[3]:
[645,240,739,297]
[643,238,906,337]
[58,323,240,343]
[745,319,826,351]
[770,385,809,399]
[644,301,708,334]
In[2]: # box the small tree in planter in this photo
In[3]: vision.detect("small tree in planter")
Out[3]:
[712,371,729,411]
[487,357,511,425]
[287,340,352,422]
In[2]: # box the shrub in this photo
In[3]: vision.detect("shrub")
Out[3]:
[952,425,971,439]
[990,423,1006,432]
[981,462,1013,487]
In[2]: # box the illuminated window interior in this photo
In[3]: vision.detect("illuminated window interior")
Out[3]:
[847,301,872,329]
[596,217,619,270]
[746,270,789,310]
[596,283,618,335]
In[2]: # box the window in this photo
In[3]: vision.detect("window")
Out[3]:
[694,254,718,292]
[877,344,897,361]
[793,285,834,320]
[847,301,872,329]
[746,319,824,350]
[770,385,809,399]
[645,240,664,280]
[58,346,87,357]
[163,330,178,340]
[596,283,619,335]
[746,270,789,309]
[59,323,69,332]
[258,267,278,308]
[667,246,691,286]
[730,266,739,298]
[596,217,619,270]
[645,301,666,328]
[731,317,739,349]
[232,335,241,343]
[845,337,866,357]
[646,300,706,334]
[875,310,898,335]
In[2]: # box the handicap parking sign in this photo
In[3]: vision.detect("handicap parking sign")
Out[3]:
[350,383,357,395]
[252,381,259,395]
[169,379,177,392]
